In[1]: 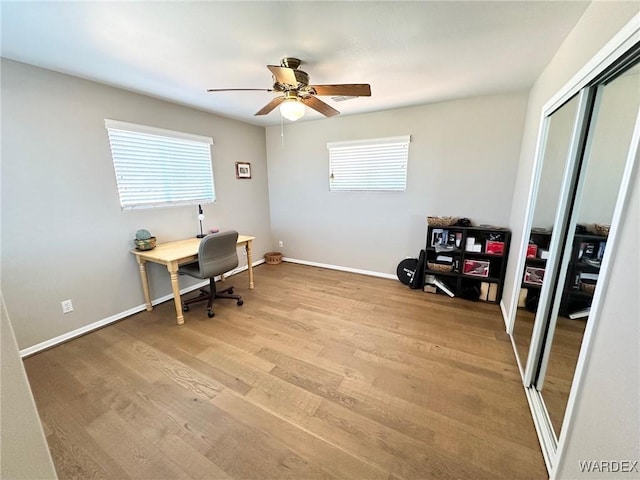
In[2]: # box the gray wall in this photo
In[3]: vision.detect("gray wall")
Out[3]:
[1,59,272,350]
[266,93,528,275]
[1,293,57,479]
[501,3,640,478]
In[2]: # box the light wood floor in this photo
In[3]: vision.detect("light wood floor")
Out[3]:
[512,308,587,437]
[25,262,547,479]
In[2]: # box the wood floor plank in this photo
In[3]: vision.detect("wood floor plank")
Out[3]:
[24,262,547,479]
[212,389,388,480]
[306,399,497,480]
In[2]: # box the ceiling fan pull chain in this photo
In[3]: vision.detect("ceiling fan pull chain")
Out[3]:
[281,114,285,147]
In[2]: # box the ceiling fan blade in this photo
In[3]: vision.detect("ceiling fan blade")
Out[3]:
[255,96,285,116]
[267,65,298,86]
[207,88,273,92]
[309,84,371,97]
[301,96,339,117]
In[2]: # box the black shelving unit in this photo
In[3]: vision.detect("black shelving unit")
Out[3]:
[424,225,511,303]
[517,230,606,318]
[559,233,606,317]
[520,231,552,312]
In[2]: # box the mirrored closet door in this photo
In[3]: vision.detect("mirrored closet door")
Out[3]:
[511,94,579,373]
[537,60,640,438]
[510,43,640,470]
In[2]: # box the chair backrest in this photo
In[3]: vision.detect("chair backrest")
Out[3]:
[198,230,239,278]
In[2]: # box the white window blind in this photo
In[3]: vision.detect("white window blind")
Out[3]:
[105,119,215,210]
[327,135,410,192]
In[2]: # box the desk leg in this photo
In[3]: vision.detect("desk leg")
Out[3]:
[136,257,153,311]
[167,261,185,325]
[246,240,254,290]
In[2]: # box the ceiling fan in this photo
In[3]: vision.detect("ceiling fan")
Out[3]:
[207,57,371,121]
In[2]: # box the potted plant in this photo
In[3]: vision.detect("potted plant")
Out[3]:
[134,229,156,250]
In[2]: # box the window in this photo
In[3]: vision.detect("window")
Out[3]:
[327,135,410,192]
[105,119,215,210]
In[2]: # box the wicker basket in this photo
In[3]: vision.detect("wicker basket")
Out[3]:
[264,252,283,265]
[580,281,596,294]
[427,216,458,227]
[427,262,454,273]
[593,224,610,237]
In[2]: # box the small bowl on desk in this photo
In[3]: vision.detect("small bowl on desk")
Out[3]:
[134,237,157,251]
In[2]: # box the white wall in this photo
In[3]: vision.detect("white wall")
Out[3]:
[557,164,639,479]
[266,93,528,276]
[0,294,57,479]
[1,59,272,350]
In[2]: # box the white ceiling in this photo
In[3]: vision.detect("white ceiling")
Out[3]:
[1,1,590,126]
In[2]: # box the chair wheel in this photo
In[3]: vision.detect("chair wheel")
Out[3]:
[207,311,215,318]
[183,305,189,312]
[227,288,234,294]
[237,299,244,306]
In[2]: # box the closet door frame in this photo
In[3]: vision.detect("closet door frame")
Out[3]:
[508,14,640,474]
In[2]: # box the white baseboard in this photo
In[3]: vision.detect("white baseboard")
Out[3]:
[282,257,398,281]
[500,299,510,331]
[19,261,263,358]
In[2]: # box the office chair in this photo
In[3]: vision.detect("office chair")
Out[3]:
[178,230,244,318]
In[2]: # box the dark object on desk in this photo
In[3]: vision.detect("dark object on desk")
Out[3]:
[178,230,244,318]
[455,217,472,227]
[196,204,206,238]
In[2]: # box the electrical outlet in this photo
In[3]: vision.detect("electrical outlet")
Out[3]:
[61,299,73,314]
[278,240,284,248]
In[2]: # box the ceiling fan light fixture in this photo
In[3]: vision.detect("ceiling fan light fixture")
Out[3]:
[280,98,305,121]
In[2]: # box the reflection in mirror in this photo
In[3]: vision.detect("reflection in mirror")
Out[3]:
[538,61,640,438]
[512,95,579,373]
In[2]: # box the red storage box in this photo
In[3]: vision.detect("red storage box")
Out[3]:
[526,244,538,258]
[486,241,505,255]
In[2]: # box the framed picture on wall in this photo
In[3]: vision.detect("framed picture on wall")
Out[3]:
[235,162,251,179]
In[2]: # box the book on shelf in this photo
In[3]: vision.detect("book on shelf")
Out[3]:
[487,283,498,302]
[518,288,528,308]
[569,308,590,320]
[479,282,490,301]
[433,278,455,297]
[580,272,599,281]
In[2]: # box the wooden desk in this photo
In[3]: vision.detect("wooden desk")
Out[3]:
[131,235,255,325]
